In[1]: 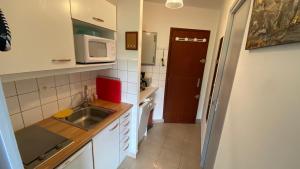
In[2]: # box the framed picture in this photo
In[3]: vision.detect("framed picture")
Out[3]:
[246,0,300,50]
[125,32,138,50]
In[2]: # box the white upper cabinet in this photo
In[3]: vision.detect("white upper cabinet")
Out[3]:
[0,0,76,75]
[70,0,117,31]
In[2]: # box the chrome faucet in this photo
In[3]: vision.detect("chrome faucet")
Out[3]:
[74,85,89,110]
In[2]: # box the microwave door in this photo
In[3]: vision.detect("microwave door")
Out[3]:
[88,40,108,59]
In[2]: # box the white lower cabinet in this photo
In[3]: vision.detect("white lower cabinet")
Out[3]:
[93,119,120,169]
[56,142,93,169]
[119,110,131,164]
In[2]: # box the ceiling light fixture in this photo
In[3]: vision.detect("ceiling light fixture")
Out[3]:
[165,0,184,9]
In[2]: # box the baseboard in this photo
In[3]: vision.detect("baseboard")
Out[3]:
[153,119,164,123]
[127,151,137,159]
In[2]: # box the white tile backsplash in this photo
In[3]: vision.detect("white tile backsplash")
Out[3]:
[69,73,81,83]
[42,101,59,119]
[128,71,138,83]
[118,70,128,82]
[56,85,71,99]
[22,107,43,127]
[80,71,90,81]
[70,82,82,95]
[58,97,72,111]
[127,83,138,94]
[3,81,17,97]
[10,113,24,131]
[55,75,70,86]
[4,70,99,131]
[118,59,127,70]
[6,96,20,115]
[16,79,38,94]
[37,76,55,89]
[18,92,40,111]
[39,87,57,105]
[127,60,138,71]
[71,93,82,107]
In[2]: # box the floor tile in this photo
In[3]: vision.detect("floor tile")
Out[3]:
[119,123,201,169]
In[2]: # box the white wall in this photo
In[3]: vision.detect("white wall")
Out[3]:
[143,1,220,120]
[214,0,300,168]
[117,0,143,157]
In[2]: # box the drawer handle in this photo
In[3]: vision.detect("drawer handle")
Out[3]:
[124,137,130,144]
[124,113,130,119]
[124,129,130,135]
[124,121,130,127]
[123,145,129,151]
[52,59,72,62]
[92,17,104,22]
[109,123,119,131]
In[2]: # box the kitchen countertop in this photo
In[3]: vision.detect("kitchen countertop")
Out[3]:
[139,87,158,104]
[35,99,132,169]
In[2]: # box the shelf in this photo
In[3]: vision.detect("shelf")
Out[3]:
[0,62,116,82]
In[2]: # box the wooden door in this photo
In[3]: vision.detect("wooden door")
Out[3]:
[164,28,210,123]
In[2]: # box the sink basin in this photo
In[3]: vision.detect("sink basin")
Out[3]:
[57,106,115,130]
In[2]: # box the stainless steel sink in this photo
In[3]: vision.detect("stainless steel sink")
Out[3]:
[57,106,115,130]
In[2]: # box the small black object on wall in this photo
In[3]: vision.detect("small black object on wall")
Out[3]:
[0,9,11,52]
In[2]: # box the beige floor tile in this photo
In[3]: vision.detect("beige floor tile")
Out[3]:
[120,123,201,169]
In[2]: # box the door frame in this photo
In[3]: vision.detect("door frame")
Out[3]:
[200,0,250,168]
[163,27,210,123]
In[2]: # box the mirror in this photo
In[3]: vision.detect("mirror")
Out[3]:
[141,31,157,65]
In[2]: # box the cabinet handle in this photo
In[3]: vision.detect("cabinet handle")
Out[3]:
[92,17,104,22]
[124,129,130,135]
[124,121,130,127]
[124,137,130,144]
[123,145,129,151]
[123,113,130,119]
[109,123,119,131]
[52,59,72,62]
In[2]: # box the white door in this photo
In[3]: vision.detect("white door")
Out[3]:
[201,0,252,169]
[56,142,93,169]
[93,119,120,169]
[0,0,75,75]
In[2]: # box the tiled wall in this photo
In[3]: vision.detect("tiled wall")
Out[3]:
[141,48,168,120]
[3,59,139,132]
[3,71,99,131]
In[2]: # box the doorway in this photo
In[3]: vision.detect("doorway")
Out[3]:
[163,28,210,123]
[201,0,252,168]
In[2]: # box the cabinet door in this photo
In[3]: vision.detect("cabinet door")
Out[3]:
[0,0,75,75]
[71,0,116,30]
[93,119,120,169]
[56,142,93,169]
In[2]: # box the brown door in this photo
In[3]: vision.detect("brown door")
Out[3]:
[206,37,223,121]
[164,28,210,123]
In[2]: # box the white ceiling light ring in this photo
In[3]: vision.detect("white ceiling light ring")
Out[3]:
[165,0,184,9]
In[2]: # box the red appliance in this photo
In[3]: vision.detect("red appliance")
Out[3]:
[96,77,121,103]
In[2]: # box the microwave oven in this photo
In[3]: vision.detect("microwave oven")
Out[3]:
[74,35,116,63]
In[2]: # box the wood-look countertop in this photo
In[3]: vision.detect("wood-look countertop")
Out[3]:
[35,99,132,169]
[139,87,158,104]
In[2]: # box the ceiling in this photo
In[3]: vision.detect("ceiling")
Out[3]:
[145,0,224,9]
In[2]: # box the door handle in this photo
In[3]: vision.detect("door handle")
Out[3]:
[195,95,200,99]
[197,78,201,88]
[200,58,206,64]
